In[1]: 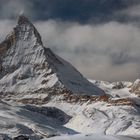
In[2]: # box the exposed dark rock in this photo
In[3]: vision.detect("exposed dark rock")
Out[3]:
[13,135,29,140]
[112,82,124,89]
[24,105,72,124]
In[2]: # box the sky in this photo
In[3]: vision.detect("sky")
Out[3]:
[0,0,140,81]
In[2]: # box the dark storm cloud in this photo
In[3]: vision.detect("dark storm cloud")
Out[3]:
[30,0,139,23]
[0,0,140,23]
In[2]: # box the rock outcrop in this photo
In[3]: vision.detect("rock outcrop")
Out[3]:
[130,79,140,96]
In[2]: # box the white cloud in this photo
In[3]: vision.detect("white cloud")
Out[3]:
[0,19,140,81]
[0,20,15,41]
[35,20,140,81]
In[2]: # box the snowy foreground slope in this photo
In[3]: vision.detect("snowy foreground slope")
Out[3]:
[0,16,140,140]
[45,134,140,140]
[0,82,140,140]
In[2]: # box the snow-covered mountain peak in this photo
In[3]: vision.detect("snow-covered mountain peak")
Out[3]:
[0,16,104,96]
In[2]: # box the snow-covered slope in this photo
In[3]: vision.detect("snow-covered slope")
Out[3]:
[0,15,104,96]
[0,81,140,139]
[44,80,140,138]
[0,100,77,139]
[45,134,140,140]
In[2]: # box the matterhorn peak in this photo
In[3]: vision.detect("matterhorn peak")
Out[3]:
[0,16,104,96]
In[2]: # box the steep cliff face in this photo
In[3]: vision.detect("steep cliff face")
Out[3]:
[0,15,104,95]
[130,79,140,96]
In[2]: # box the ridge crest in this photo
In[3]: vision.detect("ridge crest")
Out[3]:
[17,15,31,25]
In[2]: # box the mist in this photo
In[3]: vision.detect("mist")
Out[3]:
[0,0,140,81]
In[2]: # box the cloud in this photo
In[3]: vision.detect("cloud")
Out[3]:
[117,3,140,23]
[0,0,33,19]
[33,20,140,81]
[0,20,15,41]
[0,18,140,81]
[0,0,140,23]
[123,5,140,18]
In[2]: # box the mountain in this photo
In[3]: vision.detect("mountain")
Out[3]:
[0,15,104,96]
[0,16,140,140]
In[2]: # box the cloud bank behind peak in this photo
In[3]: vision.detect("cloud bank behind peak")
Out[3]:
[0,0,140,81]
